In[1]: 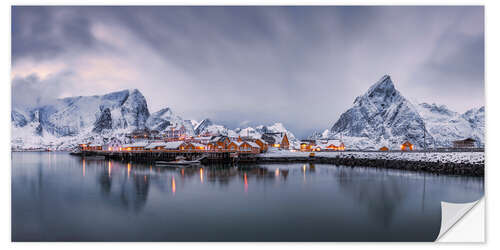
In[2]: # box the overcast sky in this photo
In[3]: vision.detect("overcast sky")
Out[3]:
[11,6,484,138]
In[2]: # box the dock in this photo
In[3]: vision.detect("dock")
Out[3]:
[77,150,260,164]
[73,150,484,177]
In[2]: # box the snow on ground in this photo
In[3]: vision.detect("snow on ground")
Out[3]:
[260,150,484,164]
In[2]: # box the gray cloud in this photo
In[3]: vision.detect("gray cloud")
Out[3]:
[11,6,484,138]
[11,71,74,109]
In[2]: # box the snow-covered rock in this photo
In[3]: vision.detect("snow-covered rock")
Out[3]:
[325,75,484,150]
[329,75,433,149]
[260,150,484,164]
[12,89,150,150]
[194,118,213,135]
[461,106,485,147]
[146,107,195,135]
[417,103,484,147]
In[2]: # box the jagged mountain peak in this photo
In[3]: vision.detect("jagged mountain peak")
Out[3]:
[331,75,432,149]
[328,76,484,149]
[12,88,151,148]
[365,74,395,95]
[352,75,403,114]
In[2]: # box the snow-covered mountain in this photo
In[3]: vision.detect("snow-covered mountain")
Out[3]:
[328,75,433,149]
[194,120,298,145]
[11,88,299,150]
[146,107,195,135]
[416,103,484,148]
[234,123,299,147]
[324,75,484,149]
[462,106,485,136]
[11,89,200,150]
[193,119,213,135]
[12,89,151,149]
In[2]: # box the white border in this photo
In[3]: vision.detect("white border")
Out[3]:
[3,0,496,248]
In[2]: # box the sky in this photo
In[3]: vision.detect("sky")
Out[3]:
[11,6,484,138]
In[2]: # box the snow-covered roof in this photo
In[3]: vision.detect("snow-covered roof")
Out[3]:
[88,144,102,147]
[163,141,185,149]
[317,139,342,146]
[230,141,260,148]
[191,142,206,147]
[245,141,260,148]
[122,141,149,148]
[230,141,245,146]
[144,142,168,149]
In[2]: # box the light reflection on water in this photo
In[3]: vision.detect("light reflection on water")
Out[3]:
[12,152,484,242]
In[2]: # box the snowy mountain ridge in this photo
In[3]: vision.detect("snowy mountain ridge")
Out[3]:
[323,75,484,149]
[11,89,298,150]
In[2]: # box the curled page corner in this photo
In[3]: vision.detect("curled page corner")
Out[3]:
[435,199,482,241]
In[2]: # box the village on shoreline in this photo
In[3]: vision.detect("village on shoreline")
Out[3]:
[75,126,483,154]
[58,126,485,177]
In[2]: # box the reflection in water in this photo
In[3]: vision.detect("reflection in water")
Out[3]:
[244,173,248,192]
[336,167,408,227]
[12,152,484,242]
[108,161,112,176]
[127,163,131,179]
[172,177,176,194]
[200,168,204,183]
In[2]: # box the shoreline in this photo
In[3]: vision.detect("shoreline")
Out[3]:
[255,156,484,177]
[56,150,485,177]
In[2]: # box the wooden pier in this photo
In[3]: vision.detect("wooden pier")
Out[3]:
[78,150,259,164]
[73,150,484,177]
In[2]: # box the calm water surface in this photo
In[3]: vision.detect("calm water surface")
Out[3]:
[12,152,484,241]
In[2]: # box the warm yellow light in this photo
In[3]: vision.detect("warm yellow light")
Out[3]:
[244,173,248,192]
[127,163,131,178]
[172,177,176,194]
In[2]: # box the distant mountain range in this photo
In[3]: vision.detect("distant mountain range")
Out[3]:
[319,75,484,149]
[11,75,484,150]
[11,89,297,150]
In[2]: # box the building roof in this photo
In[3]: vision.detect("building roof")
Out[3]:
[191,142,206,148]
[244,141,260,148]
[230,141,245,146]
[144,142,168,149]
[454,138,477,143]
[317,139,342,146]
[122,141,149,148]
[164,141,185,149]
[197,136,212,140]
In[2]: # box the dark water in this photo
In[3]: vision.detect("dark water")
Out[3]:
[12,152,484,242]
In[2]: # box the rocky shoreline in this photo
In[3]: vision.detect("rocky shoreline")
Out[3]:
[64,149,485,177]
[255,156,484,177]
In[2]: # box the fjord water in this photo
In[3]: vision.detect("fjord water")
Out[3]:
[12,152,484,242]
